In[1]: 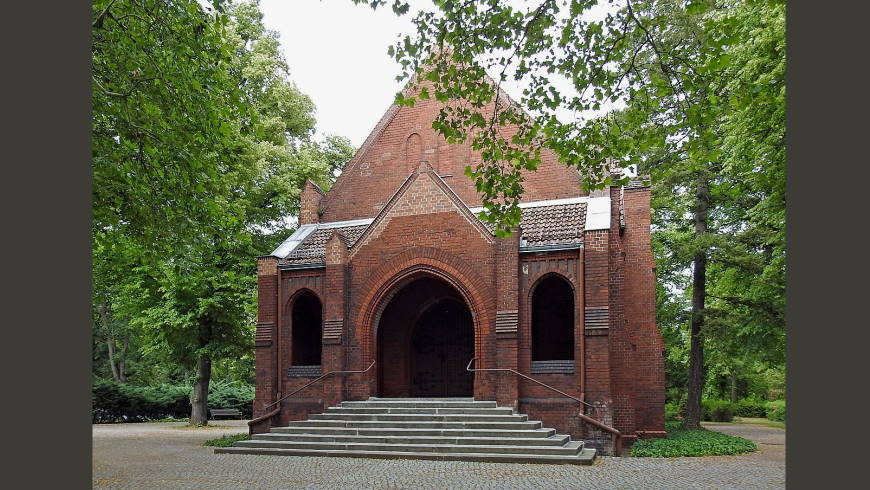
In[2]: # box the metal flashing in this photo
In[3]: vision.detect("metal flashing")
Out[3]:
[317,217,375,229]
[468,196,589,214]
[584,196,611,231]
[270,224,317,258]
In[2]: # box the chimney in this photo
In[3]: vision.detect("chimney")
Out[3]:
[299,179,325,225]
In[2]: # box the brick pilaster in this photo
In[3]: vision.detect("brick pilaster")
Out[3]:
[494,228,521,408]
[252,256,278,433]
[323,232,348,407]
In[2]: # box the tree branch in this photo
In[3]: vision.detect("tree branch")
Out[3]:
[93,0,118,29]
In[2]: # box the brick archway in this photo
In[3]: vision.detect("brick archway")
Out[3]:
[355,250,494,398]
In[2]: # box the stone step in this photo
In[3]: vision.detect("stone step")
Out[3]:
[214,446,598,465]
[234,439,584,456]
[283,420,542,430]
[341,400,497,409]
[222,398,598,465]
[268,426,557,438]
[309,413,528,423]
[369,397,475,401]
[253,433,571,446]
[326,406,514,415]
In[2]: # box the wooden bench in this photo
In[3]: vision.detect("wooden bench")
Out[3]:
[209,408,242,420]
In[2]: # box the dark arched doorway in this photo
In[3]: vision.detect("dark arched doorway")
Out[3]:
[291,291,322,366]
[531,275,575,361]
[376,276,474,397]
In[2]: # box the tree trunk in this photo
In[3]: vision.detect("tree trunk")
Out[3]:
[189,354,212,425]
[118,336,130,383]
[189,322,213,426]
[730,372,737,403]
[98,302,121,382]
[684,172,709,429]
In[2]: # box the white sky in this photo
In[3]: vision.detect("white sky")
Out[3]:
[259,0,423,146]
[259,0,621,147]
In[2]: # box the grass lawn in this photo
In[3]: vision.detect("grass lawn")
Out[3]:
[630,421,757,457]
[730,417,785,429]
[203,433,250,447]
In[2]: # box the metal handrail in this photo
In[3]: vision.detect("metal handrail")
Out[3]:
[466,357,623,456]
[248,360,376,434]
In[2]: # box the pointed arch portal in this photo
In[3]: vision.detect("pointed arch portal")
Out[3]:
[376,276,474,397]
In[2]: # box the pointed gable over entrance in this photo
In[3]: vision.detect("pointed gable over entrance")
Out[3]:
[351,161,495,257]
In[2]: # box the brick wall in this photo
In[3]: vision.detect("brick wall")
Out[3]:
[621,185,665,433]
[319,81,586,223]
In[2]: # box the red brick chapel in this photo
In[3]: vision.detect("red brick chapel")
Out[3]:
[251,84,666,451]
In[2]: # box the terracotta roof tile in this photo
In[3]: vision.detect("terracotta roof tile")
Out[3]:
[282,224,368,265]
[519,202,587,247]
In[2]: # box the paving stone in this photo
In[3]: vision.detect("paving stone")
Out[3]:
[93,420,785,489]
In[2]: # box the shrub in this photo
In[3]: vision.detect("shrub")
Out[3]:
[765,400,786,422]
[92,378,190,423]
[701,399,734,422]
[734,397,767,418]
[664,401,683,421]
[92,377,255,423]
[631,426,757,457]
[208,380,255,418]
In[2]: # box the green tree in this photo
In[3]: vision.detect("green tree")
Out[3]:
[361,0,784,428]
[92,0,355,423]
[92,0,248,258]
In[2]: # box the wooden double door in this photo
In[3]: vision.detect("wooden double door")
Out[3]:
[409,298,474,397]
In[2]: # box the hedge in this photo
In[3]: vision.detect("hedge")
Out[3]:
[734,397,767,418]
[665,398,780,423]
[92,377,254,423]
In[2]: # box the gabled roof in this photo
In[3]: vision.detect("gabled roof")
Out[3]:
[283,223,370,265]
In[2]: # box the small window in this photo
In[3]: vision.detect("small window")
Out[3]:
[531,276,574,361]
[291,291,322,366]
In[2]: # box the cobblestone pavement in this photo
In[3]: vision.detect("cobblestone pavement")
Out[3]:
[93,420,785,489]
[701,421,786,465]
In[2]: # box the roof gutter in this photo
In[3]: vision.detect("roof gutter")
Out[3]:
[278,263,326,271]
[519,243,584,253]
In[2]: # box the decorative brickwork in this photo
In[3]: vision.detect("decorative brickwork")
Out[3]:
[319,82,586,223]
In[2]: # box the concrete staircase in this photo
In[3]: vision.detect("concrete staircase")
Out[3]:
[215,398,597,465]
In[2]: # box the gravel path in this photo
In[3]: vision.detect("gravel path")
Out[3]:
[93,420,785,489]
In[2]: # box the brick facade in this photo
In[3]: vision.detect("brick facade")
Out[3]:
[252,89,665,451]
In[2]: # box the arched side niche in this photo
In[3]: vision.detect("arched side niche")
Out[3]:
[291,290,322,366]
[531,274,575,361]
[405,133,422,173]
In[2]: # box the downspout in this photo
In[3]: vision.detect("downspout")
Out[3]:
[579,247,585,406]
